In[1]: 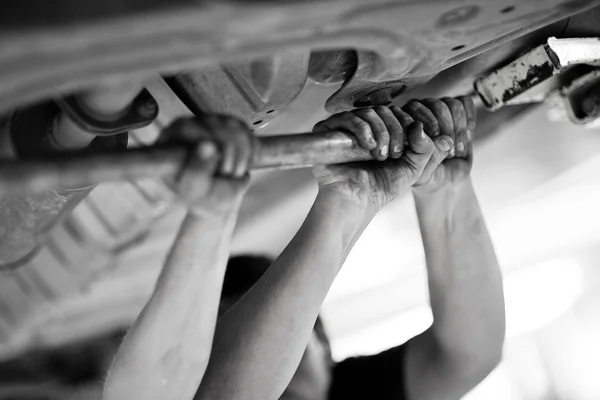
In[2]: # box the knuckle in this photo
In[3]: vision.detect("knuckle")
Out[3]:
[405,100,422,112]
[353,120,371,135]
[378,129,390,140]
[423,137,436,152]
[442,97,460,107]
[356,108,377,119]
[390,105,405,116]
[429,99,450,116]
[458,95,475,108]
[425,98,443,108]
[374,105,390,115]
[313,121,325,131]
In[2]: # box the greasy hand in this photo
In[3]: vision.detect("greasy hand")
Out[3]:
[312,105,454,213]
[404,96,476,194]
[159,115,254,216]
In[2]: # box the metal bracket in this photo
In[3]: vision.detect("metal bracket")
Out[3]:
[474,37,600,111]
[56,89,159,136]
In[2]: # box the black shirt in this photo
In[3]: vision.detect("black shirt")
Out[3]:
[328,342,409,400]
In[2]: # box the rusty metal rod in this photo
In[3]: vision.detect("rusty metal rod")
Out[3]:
[0,130,373,196]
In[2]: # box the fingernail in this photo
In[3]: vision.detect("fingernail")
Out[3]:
[380,145,388,157]
[437,138,452,152]
[457,142,465,152]
[450,148,456,158]
[393,145,403,154]
[199,142,217,158]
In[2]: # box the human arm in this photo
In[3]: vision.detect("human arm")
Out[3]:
[195,106,449,400]
[102,116,253,400]
[404,98,506,400]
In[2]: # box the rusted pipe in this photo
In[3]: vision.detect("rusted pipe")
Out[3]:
[0,130,373,196]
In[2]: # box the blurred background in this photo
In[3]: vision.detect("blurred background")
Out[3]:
[1,80,600,399]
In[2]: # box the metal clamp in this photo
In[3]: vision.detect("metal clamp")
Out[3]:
[56,88,159,136]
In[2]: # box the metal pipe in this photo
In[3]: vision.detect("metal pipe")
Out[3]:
[53,82,145,150]
[0,83,143,270]
[0,130,372,196]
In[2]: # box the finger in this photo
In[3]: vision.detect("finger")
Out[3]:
[235,131,254,178]
[442,97,468,158]
[177,141,219,198]
[458,95,477,138]
[443,141,474,183]
[403,101,439,138]
[417,135,454,185]
[316,112,377,151]
[220,142,237,177]
[421,99,454,140]
[454,129,468,158]
[374,106,404,158]
[401,121,435,176]
[354,108,390,160]
[223,117,254,178]
[464,139,474,167]
[390,105,414,131]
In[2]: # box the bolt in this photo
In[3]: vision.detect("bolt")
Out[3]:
[367,90,393,106]
[582,97,599,116]
[137,98,158,118]
[437,5,480,28]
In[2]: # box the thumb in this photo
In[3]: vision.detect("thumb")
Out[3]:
[417,135,453,186]
[176,141,220,198]
[402,122,435,175]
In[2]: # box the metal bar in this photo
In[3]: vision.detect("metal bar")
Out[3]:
[0,131,372,196]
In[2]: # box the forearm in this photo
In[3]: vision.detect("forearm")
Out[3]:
[104,210,238,400]
[196,191,374,400]
[414,179,505,365]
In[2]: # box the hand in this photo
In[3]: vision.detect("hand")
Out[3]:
[159,115,254,216]
[403,96,476,194]
[312,105,454,213]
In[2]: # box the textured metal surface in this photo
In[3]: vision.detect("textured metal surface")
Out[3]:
[554,69,600,126]
[475,37,600,111]
[474,43,560,110]
[56,89,158,136]
[171,52,309,129]
[0,0,598,113]
[0,103,129,270]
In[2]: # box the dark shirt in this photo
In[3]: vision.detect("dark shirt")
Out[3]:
[328,342,409,400]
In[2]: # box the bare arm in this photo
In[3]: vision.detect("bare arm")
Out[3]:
[103,116,252,400]
[405,180,505,400]
[401,98,505,400]
[196,190,373,400]
[196,109,447,400]
[103,211,238,400]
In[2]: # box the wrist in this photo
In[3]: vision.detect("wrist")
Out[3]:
[413,178,473,204]
[186,198,243,221]
[413,179,477,226]
[316,187,378,222]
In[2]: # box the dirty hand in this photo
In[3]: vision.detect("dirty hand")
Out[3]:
[403,96,476,194]
[312,105,453,212]
[159,115,254,216]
